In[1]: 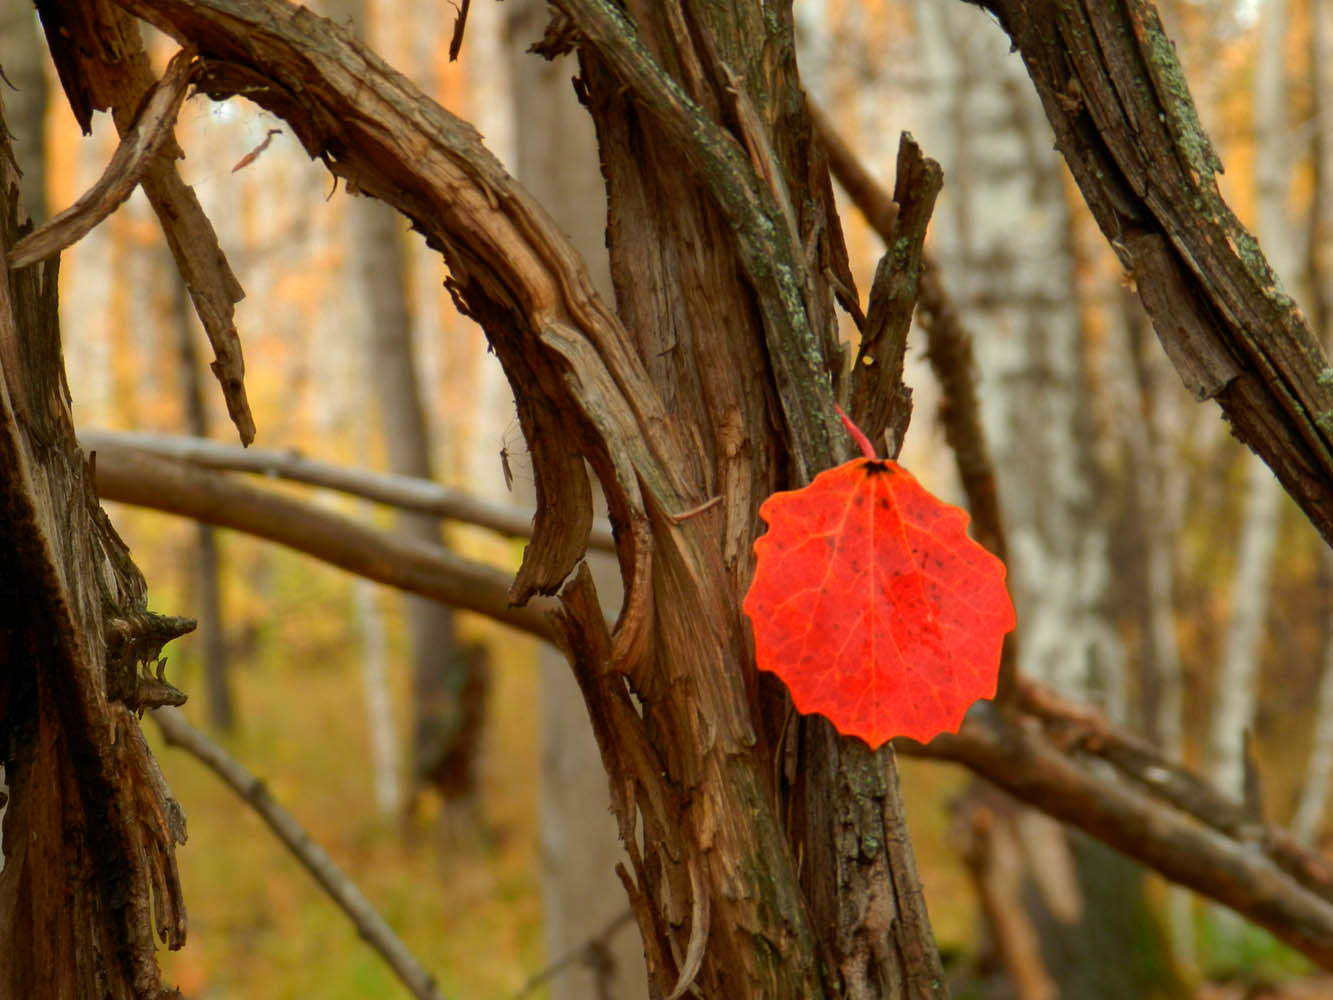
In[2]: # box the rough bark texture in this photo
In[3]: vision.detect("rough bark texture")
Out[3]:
[0,90,190,999]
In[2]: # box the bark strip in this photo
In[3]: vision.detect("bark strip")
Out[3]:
[7,49,196,268]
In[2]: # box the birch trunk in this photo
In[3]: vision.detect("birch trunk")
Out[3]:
[1293,0,1333,847]
[909,5,1171,994]
[170,265,234,730]
[1207,0,1292,803]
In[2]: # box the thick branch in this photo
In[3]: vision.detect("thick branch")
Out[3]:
[977,0,1333,545]
[150,707,449,1000]
[89,443,558,642]
[80,430,616,552]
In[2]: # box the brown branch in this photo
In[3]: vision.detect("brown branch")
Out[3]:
[807,99,899,242]
[80,430,617,552]
[89,442,559,643]
[977,0,1333,546]
[36,0,255,443]
[149,707,449,1000]
[906,708,1333,969]
[513,908,634,1000]
[899,675,1333,970]
[7,48,196,268]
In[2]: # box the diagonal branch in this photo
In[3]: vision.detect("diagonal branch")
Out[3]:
[150,707,450,1000]
[7,49,197,268]
[36,0,255,443]
[80,429,617,552]
[90,442,559,642]
[977,0,1333,546]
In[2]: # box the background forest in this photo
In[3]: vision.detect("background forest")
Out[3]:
[4,0,1332,997]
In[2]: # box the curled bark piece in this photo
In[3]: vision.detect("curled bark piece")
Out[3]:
[7,49,197,268]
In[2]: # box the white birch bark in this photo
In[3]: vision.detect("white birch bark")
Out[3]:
[1292,0,1333,847]
[1208,0,1291,802]
[911,0,1126,717]
[354,578,401,815]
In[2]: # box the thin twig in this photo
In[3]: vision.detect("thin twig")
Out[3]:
[512,909,634,999]
[150,707,450,1000]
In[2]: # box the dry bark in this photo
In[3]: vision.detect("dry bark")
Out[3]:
[0,93,189,999]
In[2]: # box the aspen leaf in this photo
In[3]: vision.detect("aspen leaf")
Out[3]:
[743,411,1015,747]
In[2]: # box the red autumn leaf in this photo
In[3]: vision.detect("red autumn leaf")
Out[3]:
[743,412,1015,748]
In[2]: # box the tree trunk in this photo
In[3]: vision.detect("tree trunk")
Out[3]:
[319,0,485,818]
[1208,0,1292,804]
[170,266,235,730]
[0,87,191,1000]
[909,5,1177,995]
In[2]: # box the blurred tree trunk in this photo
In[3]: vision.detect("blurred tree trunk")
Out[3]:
[321,0,487,820]
[911,4,1171,996]
[0,0,48,226]
[1294,0,1333,847]
[1208,0,1291,805]
[170,266,234,730]
[506,2,649,997]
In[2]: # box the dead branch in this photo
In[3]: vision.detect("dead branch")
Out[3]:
[89,442,559,642]
[80,429,616,552]
[7,48,196,268]
[512,908,634,1000]
[149,707,449,1000]
[36,0,255,443]
[846,133,940,457]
